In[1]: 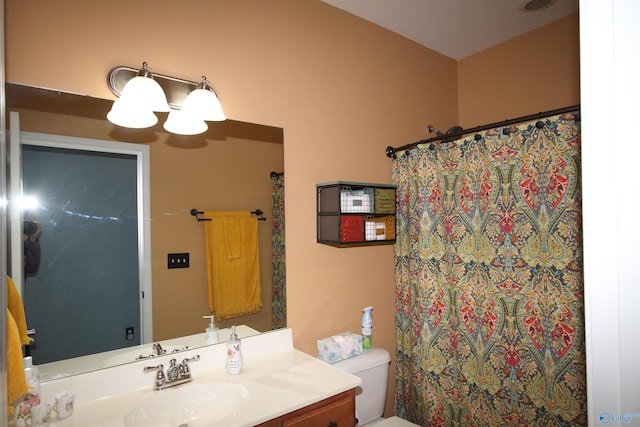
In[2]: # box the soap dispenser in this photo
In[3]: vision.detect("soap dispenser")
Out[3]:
[226,325,242,375]
[203,315,219,345]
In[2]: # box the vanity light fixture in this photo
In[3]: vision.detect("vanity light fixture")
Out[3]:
[107,62,170,128]
[107,63,227,135]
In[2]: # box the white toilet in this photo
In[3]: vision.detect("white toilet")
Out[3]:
[331,347,420,426]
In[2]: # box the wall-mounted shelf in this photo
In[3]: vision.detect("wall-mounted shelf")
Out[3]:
[316,181,396,248]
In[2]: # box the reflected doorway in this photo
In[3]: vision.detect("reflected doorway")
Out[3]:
[9,129,152,365]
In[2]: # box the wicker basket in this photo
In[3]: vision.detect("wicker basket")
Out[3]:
[375,215,395,240]
[341,187,374,213]
[374,188,395,214]
[341,215,365,242]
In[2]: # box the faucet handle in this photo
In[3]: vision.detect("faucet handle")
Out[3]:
[143,364,165,389]
[143,363,164,374]
[182,355,200,365]
[180,355,200,375]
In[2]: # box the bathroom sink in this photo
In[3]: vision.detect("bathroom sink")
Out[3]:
[123,382,249,427]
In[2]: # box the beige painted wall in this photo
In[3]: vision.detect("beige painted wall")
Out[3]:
[5,1,579,417]
[458,13,580,126]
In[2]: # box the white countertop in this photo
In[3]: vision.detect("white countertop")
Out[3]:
[35,328,361,427]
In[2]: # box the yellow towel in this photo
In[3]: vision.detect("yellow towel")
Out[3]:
[7,310,28,414]
[7,275,32,345]
[204,211,263,320]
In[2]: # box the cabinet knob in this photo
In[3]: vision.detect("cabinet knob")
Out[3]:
[327,422,338,427]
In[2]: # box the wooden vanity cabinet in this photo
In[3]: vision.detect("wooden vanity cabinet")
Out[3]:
[255,389,356,427]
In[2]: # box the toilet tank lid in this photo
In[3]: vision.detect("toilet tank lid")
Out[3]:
[333,347,391,373]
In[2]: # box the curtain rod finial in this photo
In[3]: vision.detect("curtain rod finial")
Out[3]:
[386,146,396,158]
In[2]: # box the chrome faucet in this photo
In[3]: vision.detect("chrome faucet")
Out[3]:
[152,342,166,355]
[143,355,200,390]
[136,344,192,361]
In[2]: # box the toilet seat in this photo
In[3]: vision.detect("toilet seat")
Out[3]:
[366,416,421,426]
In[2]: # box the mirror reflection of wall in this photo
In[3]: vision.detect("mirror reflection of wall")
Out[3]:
[5,83,285,376]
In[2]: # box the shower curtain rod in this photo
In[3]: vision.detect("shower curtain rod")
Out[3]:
[385,104,580,159]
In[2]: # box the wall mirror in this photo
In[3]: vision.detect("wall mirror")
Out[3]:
[5,82,285,380]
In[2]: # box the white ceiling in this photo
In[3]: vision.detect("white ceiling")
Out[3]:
[321,0,579,60]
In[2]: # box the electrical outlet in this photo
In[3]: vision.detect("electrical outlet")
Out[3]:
[126,326,134,341]
[168,252,190,269]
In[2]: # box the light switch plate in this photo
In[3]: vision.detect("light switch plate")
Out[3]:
[168,252,190,269]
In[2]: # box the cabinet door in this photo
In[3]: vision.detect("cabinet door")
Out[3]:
[256,390,356,427]
[282,394,354,427]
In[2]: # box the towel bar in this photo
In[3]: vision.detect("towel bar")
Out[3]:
[190,208,266,221]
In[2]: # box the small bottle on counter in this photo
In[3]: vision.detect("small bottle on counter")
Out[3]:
[226,325,243,375]
[14,356,41,427]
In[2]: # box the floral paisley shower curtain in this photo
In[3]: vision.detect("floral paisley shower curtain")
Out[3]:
[271,173,286,329]
[392,112,586,426]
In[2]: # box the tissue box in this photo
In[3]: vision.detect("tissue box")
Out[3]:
[317,332,363,363]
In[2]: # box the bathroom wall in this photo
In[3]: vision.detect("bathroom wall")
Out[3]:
[4,1,579,417]
[457,13,580,126]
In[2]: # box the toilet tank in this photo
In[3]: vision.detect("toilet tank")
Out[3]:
[332,347,391,425]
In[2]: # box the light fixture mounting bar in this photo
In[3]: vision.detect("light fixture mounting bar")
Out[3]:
[107,66,199,109]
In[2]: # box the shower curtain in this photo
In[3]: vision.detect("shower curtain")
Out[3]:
[271,173,286,329]
[392,112,586,426]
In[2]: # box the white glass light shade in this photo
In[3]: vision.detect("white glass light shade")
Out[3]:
[163,109,208,135]
[118,75,170,112]
[107,98,159,128]
[182,87,227,121]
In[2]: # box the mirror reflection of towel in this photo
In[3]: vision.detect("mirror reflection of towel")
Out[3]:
[7,275,31,345]
[203,211,263,320]
[7,310,28,413]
